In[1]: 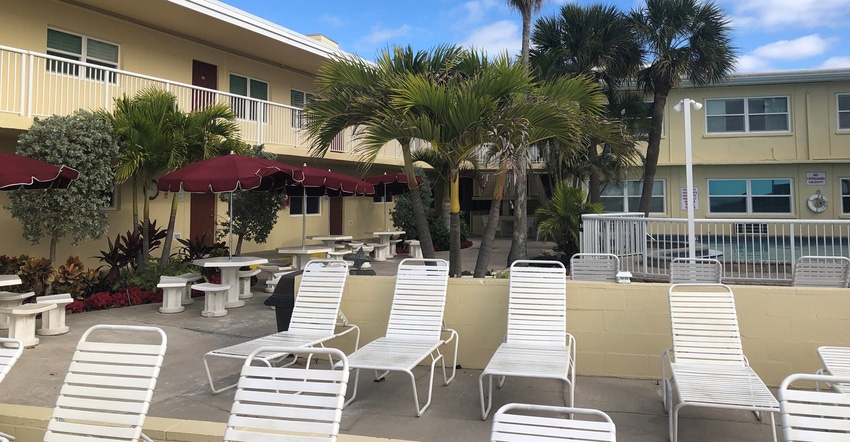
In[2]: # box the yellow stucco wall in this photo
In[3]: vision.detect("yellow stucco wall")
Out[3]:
[336,277,849,387]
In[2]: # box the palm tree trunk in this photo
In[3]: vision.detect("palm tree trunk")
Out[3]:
[508,155,528,265]
[638,89,669,215]
[49,235,58,268]
[402,140,435,258]
[159,193,180,270]
[448,170,462,276]
[587,144,601,203]
[474,199,502,277]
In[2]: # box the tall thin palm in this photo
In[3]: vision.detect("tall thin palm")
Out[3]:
[630,0,735,215]
[505,0,546,265]
[306,45,467,258]
[158,102,243,269]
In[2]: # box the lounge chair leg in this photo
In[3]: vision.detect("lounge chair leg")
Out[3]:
[344,368,361,408]
[479,373,494,420]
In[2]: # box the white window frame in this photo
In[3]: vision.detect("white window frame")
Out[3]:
[600,179,666,213]
[707,178,793,215]
[841,177,850,214]
[291,89,314,129]
[838,93,850,131]
[100,185,119,211]
[46,28,119,83]
[229,73,268,122]
[705,96,790,134]
[289,195,321,216]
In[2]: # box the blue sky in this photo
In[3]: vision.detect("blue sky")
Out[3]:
[225,0,850,72]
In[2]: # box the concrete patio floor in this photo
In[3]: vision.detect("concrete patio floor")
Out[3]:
[0,238,781,441]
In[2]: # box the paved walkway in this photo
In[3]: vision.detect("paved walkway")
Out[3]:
[0,238,780,441]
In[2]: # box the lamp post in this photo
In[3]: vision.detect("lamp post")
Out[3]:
[674,98,702,259]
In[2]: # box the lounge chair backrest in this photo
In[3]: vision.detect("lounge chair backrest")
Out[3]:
[792,255,850,288]
[668,284,745,366]
[491,403,616,442]
[385,259,449,341]
[44,324,167,442]
[779,373,850,440]
[0,338,23,384]
[225,346,349,442]
[506,260,567,347]
[569,253,619,282]
[288,260,349,335]
[670,258,723,284]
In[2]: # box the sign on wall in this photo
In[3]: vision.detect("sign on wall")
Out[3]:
[680,187,699,210]
[806,172,826,186]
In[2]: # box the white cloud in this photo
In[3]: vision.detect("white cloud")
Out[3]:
[318,14,344,28]
[821,56,850,68]
[723,0,850,30]
[461,0,499,24]
[362,24,412,44]
[734,54,773,72]
[750,35,836,61]
[461,20,521,56]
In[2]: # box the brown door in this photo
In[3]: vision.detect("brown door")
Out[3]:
[190,192,217,245]
[192,60,217,111]
[329,197,343,235]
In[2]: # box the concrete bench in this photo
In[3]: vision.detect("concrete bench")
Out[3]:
[238,269,261,300]
[327,249,351,261]
[0,291,33,330]
[160,273,203,305]
[36,293,73,335]
[405,240,423,259]
[157,280,186,314]
[259,265,294,293]
[192,283,230,318]
[387,239,402,258]
[366,242,389,261]
[0,303,56,347]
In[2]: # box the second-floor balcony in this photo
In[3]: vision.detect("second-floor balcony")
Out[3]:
[0,45,550,168]
[0,45,411,160]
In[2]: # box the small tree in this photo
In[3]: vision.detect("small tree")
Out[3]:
[534,182,603,263]
[217,145,284,255]
[390,167,434,240]
[6,111,120,266]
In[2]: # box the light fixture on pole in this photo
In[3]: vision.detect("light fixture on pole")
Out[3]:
[674,98,702,259]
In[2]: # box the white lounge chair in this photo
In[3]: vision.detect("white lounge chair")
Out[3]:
[792,255,850,288]
[224,346,349,442]
[779,373,850,440]
[669,257,723,284]
[662,284,779,442]
[491,403,616,442]
[43,324,167,442]
[204,259,359,394]
[342,258,457,417]
[0,338,23,442]
[479,260,575,420]
[569,253,619,282]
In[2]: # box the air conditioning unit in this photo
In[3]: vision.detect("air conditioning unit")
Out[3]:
[733,223,768,235]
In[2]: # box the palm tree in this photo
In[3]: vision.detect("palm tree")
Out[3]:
[305,45,467,259]
[505,0,547,265]
[630,0,735,215]
[530,4,642,203]
[535,182,603,262]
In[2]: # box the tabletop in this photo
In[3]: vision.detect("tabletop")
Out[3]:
[277,246,333,254]
[372,231,405,236]
[308,235,353,241]
[0,275,22,287]
[192,256,269,268]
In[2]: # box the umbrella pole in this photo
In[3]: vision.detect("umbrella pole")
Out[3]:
[301,188,307,249]
[229,192,233,259]
[383,183,388,231]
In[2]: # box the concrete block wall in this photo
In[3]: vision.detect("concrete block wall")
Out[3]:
[338,276,850,386]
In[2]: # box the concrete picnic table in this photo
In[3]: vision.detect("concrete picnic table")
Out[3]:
[192,256,268,308]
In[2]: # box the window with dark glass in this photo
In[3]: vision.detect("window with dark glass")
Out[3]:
[706,97,789,133]
[289,195,320,215]
[291,89,314,128]
[47,28,118,82]
[838,94,850,130]
[708,178,792,214]
[841,178,850,214]
[229,74,268,121]
[600,179,665,213]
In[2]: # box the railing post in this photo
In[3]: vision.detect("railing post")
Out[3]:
[25,53,33,118]
[790,223,796,276]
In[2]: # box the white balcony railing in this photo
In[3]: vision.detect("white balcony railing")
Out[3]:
[580,213,850,283]
[0,45,410,160]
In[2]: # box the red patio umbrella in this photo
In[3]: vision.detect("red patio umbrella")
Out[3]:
[158,153,297,258]
[0,153,79,190]
[364,173,422,231]
[283,165,375,248]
